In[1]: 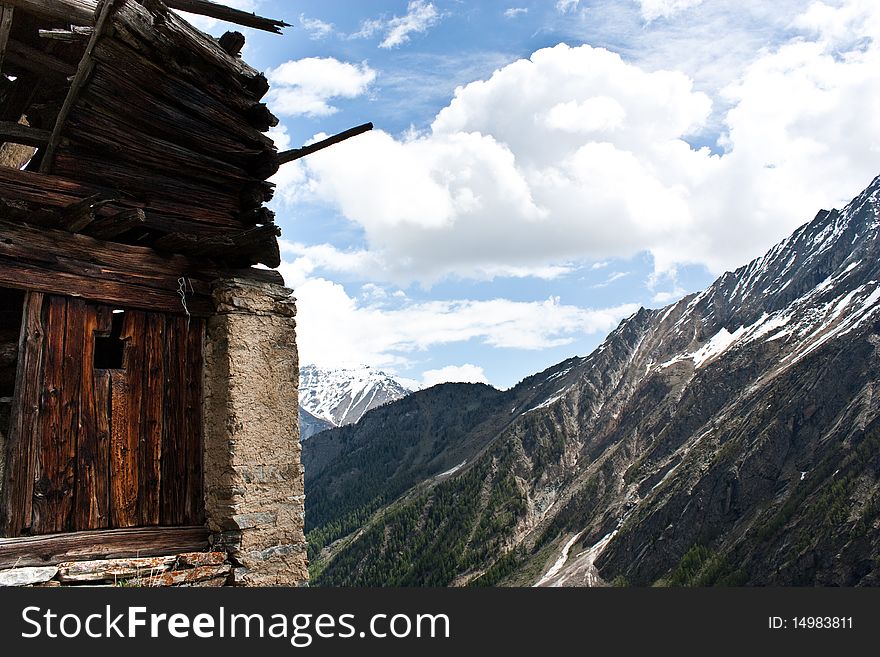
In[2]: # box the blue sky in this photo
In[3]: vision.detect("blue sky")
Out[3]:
[183,1,880,389]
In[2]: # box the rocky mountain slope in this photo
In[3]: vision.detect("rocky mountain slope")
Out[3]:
[299,365,415,439]
[304,175,880,586]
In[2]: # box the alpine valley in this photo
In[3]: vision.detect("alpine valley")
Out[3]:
[303,175,880,587]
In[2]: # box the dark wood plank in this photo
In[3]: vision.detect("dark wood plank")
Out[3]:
[6,39,77,78]
[0,525,210,569]
[160,316,185,526]
[56,299,88,532]
[2,292,45,537]
[0,258,213,317]
[139,312,165,526]
[0,120,51,148]
[153,223,281,268]
[74,307,113,531]
[85,208,146,241]
[108,369,137,528]
[0,210,280,281]
[183,319,204,524]
[119,310,146,527]
[3,0,94,26]
[0,219,218,315]
[31,296,68,535]
[0,218,215,295]
[60,193,104,233]
[95,368,113,529]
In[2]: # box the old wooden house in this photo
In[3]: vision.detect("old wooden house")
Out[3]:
[0,0,334,587]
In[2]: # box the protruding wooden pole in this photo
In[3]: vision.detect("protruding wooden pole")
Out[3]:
[278,122,374,165]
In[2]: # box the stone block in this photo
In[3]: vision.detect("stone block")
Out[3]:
[0,566,58,587]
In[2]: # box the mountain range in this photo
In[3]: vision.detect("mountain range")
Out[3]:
[303,174,880,586]
[298,365,415,439]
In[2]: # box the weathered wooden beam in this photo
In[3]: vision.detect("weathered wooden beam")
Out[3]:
[0,5,14,72]
[0,120,51,147]
[166,0,289,34]
[8,0,288,34]
[60,193,103,232]
[6,40,78,78]
[52,150,245,227]
[278,122,374,165]
[85,207,145,240]
[0,218,283,303]
[1,292,44,537]
[40,0,117,174]
[0,526,210,569]
[38,27,94,42]
[0,258,213,315]
[154,223,281,268]
[0,220,215,315]
[3,0,94,26]
[0,167,280,267]
[0,165,113,208]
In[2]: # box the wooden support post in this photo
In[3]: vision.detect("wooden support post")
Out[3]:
[2,292,44,537]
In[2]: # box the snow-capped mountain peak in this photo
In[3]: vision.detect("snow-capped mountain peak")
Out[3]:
[299,365,417,438]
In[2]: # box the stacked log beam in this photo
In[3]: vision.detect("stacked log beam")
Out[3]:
[0,0,287,268]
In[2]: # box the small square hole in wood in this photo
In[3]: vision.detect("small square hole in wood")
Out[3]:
[94,310,126,370]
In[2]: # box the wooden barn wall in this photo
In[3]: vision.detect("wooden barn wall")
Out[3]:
[2,292,204,537]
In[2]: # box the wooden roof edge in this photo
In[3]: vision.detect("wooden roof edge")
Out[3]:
[3,0,289,34]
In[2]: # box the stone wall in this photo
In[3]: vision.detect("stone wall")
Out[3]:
[202,278,307,586]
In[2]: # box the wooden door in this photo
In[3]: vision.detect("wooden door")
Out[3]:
[2,293,204,537]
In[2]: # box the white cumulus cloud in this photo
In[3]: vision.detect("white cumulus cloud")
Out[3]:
[299,13,334,40]
[422,364,488,388]
[380,1,441,49]
[280,2,880,281]
[289,277,639,370]
[556,0,580,13]
[504,8,529,18]
[266,58,376,117]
